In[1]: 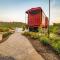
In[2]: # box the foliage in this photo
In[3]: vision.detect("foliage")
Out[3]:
[50,35,60,54]
[38,27,43,33]
[49,23,60,34]
[3,32,12,38]
[22,32,31,36]
[39,35,49,45]
[23,23,60,54]
[0,28,9,32]
[23,32,39,39]
[30,32,39,39]
[51,42,60,54]
[0,22,26,28]
[0,22,26,32]
[22,26,25,31]
[23,31,60,54]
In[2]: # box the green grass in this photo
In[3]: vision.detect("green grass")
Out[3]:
[23,31,60,54]
[0,22,26,32]
[2,22,59,54]
[3,32,12,38]
[49,23,60,34]
[39,36,49,45]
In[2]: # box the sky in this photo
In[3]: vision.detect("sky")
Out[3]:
[0,0,60,24]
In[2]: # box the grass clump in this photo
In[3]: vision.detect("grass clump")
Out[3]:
[23,32,39,39]
[0,28,9,32]
[30,32,39,39]
[22,32,31,36]
[3,32,12,38]
[50,36,60,54]
[23,32,60,54]
[39,35,49,45]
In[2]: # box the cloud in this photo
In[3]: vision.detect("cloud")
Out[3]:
[50,4,60,24]
[0,0,60,24]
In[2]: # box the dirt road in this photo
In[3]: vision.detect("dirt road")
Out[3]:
[0,32,44,60]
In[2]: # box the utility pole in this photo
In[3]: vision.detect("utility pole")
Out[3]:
[48,0,50,38]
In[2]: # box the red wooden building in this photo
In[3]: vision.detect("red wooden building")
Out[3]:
[26,7,48,31]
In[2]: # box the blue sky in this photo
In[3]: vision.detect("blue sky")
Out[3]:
[0,0,60,24]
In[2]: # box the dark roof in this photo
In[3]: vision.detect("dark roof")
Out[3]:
[26,7,42,14]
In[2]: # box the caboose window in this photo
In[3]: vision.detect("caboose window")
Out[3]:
[31,10,40,14]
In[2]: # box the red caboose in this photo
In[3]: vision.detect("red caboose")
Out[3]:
[45,17,48,28]
[26,7,48,31]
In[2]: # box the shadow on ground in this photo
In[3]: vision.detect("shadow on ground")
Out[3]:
[0,55,15,60]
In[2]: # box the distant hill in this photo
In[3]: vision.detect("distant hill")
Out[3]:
[0,22,27,32]
[0,22,26,29]
[53,23,60,27]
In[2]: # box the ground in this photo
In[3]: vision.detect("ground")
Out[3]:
[27,36,60,60]
[0,32,44,60]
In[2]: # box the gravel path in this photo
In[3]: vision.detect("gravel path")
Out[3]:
[0,32,44,60]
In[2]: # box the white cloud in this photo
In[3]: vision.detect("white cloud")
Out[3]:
[50,5,60,24]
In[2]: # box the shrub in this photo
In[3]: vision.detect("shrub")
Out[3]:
[23,32,39,39]
[3,32,12,38]
[30,32,39,39]
[0,28,9,32]
[23,32,60,54]
[22,32,31,36]
[39,36,49,45]
[51,42,60,53]
[22,26,25,31]
[50,37,60,54]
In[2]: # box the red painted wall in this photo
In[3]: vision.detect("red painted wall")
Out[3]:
[45,17,48,28]
[26,7,48,28]
[28,12,42,27]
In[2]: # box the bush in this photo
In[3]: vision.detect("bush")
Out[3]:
[0,28,9,32]
[30,32,39,39]
[22,26,25,31]
[23,32,60,54]
[39,36,49,45]
[50,37,60,54]
[3,32,12,38]
[51,42,60,54]
[56,43,60,54]
[22,32,31,36]
[23,32,39,39]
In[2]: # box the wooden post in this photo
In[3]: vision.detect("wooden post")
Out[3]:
[48,0,50,38]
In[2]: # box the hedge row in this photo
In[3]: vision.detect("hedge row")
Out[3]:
[23,32,60,54]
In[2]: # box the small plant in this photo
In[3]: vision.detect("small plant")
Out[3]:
[0,28,9,32]
[22,32,31,36]
[3,32,12,38]
[30,32,39,39]
[39,36,49,45]
[23,31,60,54]
[22,26,25,31]
[50,37,60,54]
[23,32,39,39]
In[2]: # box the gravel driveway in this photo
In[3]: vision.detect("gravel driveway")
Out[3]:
[0,32,44,60]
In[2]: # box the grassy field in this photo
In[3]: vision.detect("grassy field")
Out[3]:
[0,22,26,43]
[0,22,26,32]
[0,22,60,54]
